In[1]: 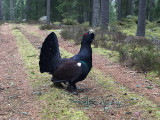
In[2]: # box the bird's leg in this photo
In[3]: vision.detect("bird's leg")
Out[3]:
[66,83,78,95]
[51,75,54,82]
[51,76,64,88]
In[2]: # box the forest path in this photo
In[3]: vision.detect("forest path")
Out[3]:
[0,23,160,120]
[0,23,40,119]
[19,24,160,119]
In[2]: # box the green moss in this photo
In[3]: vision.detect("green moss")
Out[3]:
[146,71,160,86]
[120,29,136,36]
[53,22,61,25]
[62,18,79,25]
[92,46,119,63]
[80,22,90,27]
[111,17,160,40]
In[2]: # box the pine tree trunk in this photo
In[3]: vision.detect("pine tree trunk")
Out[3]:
[129,0,133,15]
[26,0,30,21]
[92,0,100,27]
[136,0,146,37]
[83,11,88,22]
[148,0,153,21]
[100,0,109,30]
[35,0,38,20]
[47,0,50,24]
[10,0,14,21]
[0,0,2,20]
[117,0,122,21]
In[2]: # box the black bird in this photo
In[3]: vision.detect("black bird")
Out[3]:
[39,30,95,94]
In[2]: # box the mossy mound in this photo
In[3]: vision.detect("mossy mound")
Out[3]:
[62,18,79,25]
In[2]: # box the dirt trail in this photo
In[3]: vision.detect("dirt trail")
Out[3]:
[24,24,160,105]
[1,23,159,119]
[0,23,40,119]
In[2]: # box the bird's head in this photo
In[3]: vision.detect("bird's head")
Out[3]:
[82,29,95,44]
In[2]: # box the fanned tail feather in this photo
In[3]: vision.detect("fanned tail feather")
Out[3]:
[39,32,61,73]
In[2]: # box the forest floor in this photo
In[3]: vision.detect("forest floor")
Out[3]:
[0,23,160,120]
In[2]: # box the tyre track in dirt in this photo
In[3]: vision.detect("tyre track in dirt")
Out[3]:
[23,24,160,106]
[0,23,40,120]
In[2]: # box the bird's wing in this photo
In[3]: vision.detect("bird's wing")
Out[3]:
[39,32,61,73]
[52,60,82,82]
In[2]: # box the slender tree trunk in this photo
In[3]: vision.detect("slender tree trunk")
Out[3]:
[83,11,88,22]
[148,0,153,21]
[92,0,100,27]
[117,0,122,21]
[136,0,146,37]
[83,0,88,22]
[26,0,30,21]
[10,0,14,21]
[89,0,93,25]
[35,0,38,20]
[100,0,109,30]
[129,0,133,15]
[125,0,129,17]
[0,0,2,20]
[47,0,50,24]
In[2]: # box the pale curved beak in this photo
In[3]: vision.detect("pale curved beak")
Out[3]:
[89,29,94,34]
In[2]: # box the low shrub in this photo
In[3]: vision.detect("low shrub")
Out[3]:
[80,22,90,27]
[39,24,61,30]
[118,37,160,72]
[61,29,74,40]
[61,25,89,44]
[53,22,61,26]
[62,18,79,25]
[93,29,127,48]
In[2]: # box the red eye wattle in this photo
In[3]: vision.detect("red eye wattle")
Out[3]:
[84,33,87,36]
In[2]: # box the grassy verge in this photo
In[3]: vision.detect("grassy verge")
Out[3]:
[11,26,88,120]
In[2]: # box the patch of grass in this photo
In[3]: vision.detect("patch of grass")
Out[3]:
[92,46,119,63]
[62,18,79,25]
[11,26,89,120]
[146,71,160,86]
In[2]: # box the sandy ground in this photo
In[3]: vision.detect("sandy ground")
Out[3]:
[0,23,40,120]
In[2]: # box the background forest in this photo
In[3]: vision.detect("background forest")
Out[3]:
[1,0,160,119]
[1,0,160,24]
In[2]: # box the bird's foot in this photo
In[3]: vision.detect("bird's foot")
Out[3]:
[66,85,78,95]
[63,81,69,85]
[53,82,64,89]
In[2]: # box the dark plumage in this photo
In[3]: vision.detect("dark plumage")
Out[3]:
[39,30,95,94]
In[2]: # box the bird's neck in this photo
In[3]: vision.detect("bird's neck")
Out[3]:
[79,43,92,69]
[80,43,92,52]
